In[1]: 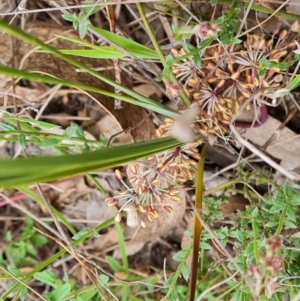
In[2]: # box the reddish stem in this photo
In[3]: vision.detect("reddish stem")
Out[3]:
[234,104,268,128]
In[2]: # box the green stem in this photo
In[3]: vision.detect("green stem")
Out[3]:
[12,285,25,301]
[162,246,193,300]
[204,180,239,196]
[115,217,129,274]
[253,218,260,264]
[0,130,102,145]
[275,203,289,236]
[189,144,208,301]
[136,3,191,108]
[136,3,167,67]
[200,248,205,272]
[87,174,109,197]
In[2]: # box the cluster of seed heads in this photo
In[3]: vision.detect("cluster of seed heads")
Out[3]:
[169,28,296,136]
[105,25,298,226]
[105,143,200,227]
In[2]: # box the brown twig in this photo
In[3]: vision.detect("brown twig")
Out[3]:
[262,107,298,150]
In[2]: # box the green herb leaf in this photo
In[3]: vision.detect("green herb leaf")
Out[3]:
[33,270,62,288]
[46,283,71,301]
[20,286,28,301]
[72,229,90,240]
[173,249,189,262]
[105,256,123,272]
[62,13,75,22]
[40,138,60,149]
[284,220,297,228]
[181,262,189,281]
[19,135,27,149]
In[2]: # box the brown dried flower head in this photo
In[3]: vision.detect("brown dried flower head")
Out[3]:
[169,28,296,136]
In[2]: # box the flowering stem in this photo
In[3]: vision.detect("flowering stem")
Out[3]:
[136,3,191,108]
[189,143,208,301]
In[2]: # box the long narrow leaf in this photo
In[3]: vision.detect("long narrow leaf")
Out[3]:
[58,48,126,59]
[17,186,76,234]
[58,48,158,60]
[0,64,178,118]
[0,137,182,188]
[56,34,159,59]
[0,20,172,115]
[90,26,158,59]
[4,113,59,130]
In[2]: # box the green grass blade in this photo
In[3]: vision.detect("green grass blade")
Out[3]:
[0,137,182,188]
[58,48,126,59]
[0,20,172,116]
[0,64,178,118]
[90,26,159,59]
[56,34,102,49]
[58,48,158,59]
[17,186,76,234]
[4,114,59,130]
[56,34,159,59]
[115,220,129,274]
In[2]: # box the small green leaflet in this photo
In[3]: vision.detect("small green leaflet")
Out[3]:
[46,283,71,301]
[72,229,90,240]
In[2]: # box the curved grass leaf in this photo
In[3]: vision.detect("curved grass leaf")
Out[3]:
[90,26,159,59]
[0,20,178,118]
[17,186,76,234]
[56,34,159,59]
[0,137,182,188]
[58,48,126,59]
[0,64,178,118]
[4,114,59,130]
[58,48,158,60]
